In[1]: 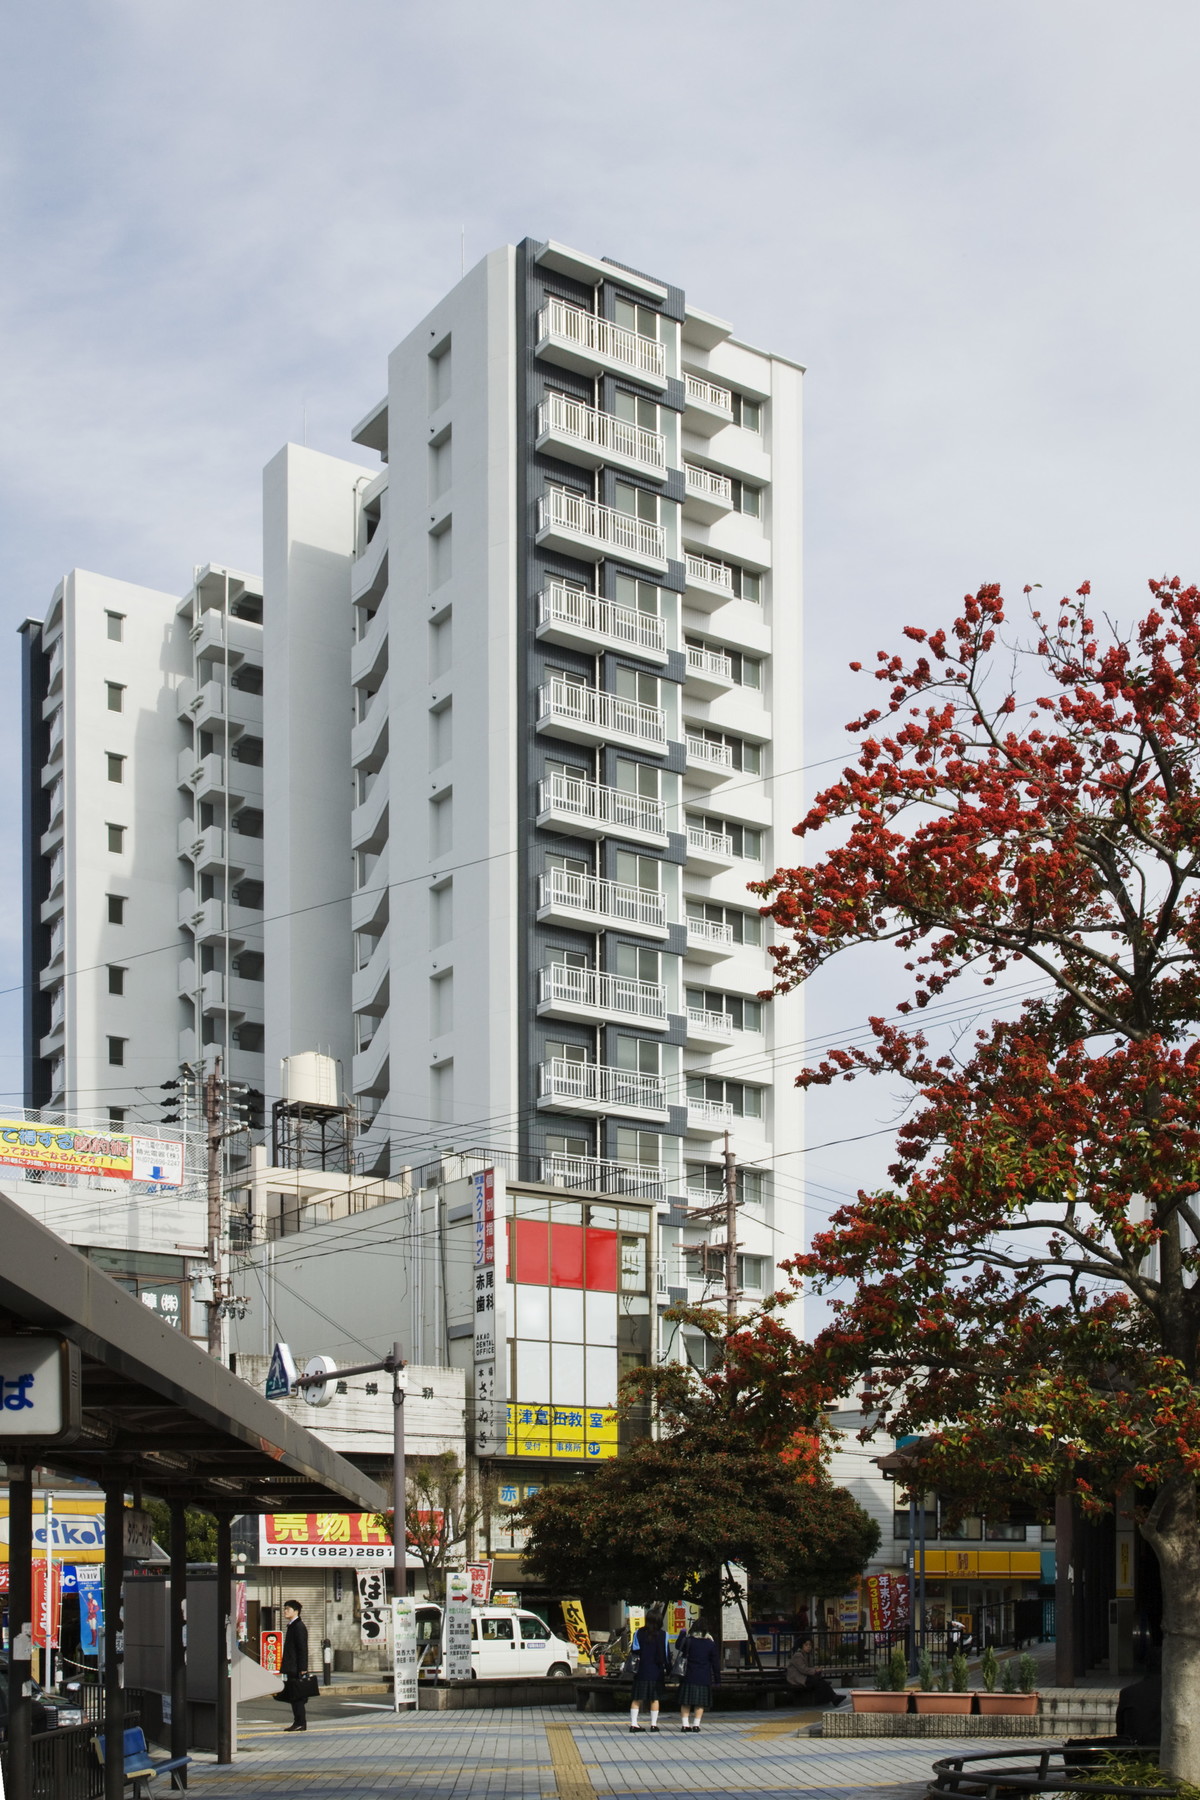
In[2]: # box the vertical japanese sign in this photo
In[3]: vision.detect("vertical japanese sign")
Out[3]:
[444,1569,473,1681]
[260,1631,283,1673]
[560,1598,593,1663]
[357,1568,389,1647]
[467,1561,493,1605]
[392,1598,418,1710]
[32,1563,61,1649]
[472,1170,502,1455]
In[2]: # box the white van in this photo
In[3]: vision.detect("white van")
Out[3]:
[415,1603,578,1681]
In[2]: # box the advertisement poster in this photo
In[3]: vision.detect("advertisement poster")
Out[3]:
[260,1631,283,1673]
[467,1561,493,1605]
[392,1599,419,1709]
[559,1597,593,1663]
[443,1570,473,1681]
[0,1121,183,1187]
[32,1563,61,1649]
[357,1568,389,1647]
[260,1512,392,1563]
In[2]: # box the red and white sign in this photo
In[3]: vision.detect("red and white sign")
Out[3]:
[32,1562,61,1649]
[259,1512,392,1564]
[260,1631,283,1673]
[467,1561,493,1605]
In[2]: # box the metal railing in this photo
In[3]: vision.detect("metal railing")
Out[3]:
[686,553,735,593]
[539,582,666,656]
[685,463,733,503]
[687,1005,735,1040]
[685,372,733,412]
[540,1059,668,1114]
[541,1151,666,1202]
[539,869,666,930]
[686,734,735,771]
[539,773,667,840]
[687,1096,734,1127]
[687,825,734,859]
[538,489,666,564]
[686,917,735,948]
[539,678,666,747]
[539,297,666,381]
[686,645,734,681]
[539,964,667,1023]
[538,393,666,472]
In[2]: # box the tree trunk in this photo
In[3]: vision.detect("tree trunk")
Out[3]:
[1140,1472,1200,1781]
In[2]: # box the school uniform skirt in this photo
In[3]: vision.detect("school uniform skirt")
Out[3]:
[678,1682,712,1707]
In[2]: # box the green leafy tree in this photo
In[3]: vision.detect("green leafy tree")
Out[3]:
[144,1499,218,1562]
[376,1454,496,1605]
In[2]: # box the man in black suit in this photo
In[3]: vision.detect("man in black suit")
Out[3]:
[280,1600,310,1731]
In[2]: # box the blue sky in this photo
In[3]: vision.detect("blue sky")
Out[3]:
[3,0,1199,1250]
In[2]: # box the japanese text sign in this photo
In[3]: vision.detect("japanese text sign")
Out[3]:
[0,1121,183,1186]
[0,1337,81,1443]
[259,1512,392,1563]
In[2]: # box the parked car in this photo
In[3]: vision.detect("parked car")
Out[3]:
[0,1656,84,1735]
[415,1603,578,1680]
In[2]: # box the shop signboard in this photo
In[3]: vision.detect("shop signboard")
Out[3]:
[32,1563,61,1649]
[260,1512,392,1563]
[260,1631,283,1673]
[0,1338,82,1444]
[559,1598,593,1663]
[467,1561,493,1605]
[0,1120,183,1186]
[392,1599,419,1709]
[444,1570,472,1680]
[0,1491,106,1566]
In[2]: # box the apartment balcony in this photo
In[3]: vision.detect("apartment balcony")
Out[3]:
[686,1096,735,1136]
[686,734,735,785]
[684,463,734,524]
[684,644,735,698]
[351,674,389,769]
[177,749,263,804]
[46,850,64,898]
[536,582,668,664]
[536,297,668,390]
[537,964,668,1030]
[536,393,667,481]
[540,1152,667,1203]
[685,918,736,962]
[537,678,667,755]
[537,773,668,848]
[46,711,64,759]
[46,641,63,693]
[177,821,225,869]
[351,527,388,607]
[538,1059,669,1121]
[683,372,734,436]
[685,825,735,873]
[684,553,736,612]
[177,677,262,734]
[177,891,225,943]
[189,609,262,663]
[685,1005,736,1047]
[537,869,668,939]
[353,1013,391,1093]
[536,489,667,572]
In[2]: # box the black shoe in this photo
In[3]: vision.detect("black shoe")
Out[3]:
[649,1725,660,1732]
[629,1725,642,1732]
[285,1723,307,1732]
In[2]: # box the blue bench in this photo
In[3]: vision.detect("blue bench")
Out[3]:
[94,1726,191,1796]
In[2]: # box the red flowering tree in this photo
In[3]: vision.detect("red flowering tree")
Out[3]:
[756,581,1200,1776]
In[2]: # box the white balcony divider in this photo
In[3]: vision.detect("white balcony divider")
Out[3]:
[686,645,734,681]
[687,824,734,859]
[540,1058,667,1114]
[539,583,666,656]
[688,1097,735,1127]
[539,489,665,565]
[539,393,666,472]
[539,297,667,381]
[687,1005,735,1039]
[687,734,735,771]
[541,1151,666,1202]
[685,372,733,412]
[687,917,735,948]
[686,553,735,593]
[539,677,666,746]
[685,463,734,503]
[540,869,666,930]
[539,964,667,1023]
[539,773,667,840]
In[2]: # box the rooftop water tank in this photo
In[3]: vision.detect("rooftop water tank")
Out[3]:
[281,1052,342,1110]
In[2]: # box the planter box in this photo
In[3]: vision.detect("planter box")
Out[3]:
[913,1693,973,1715]
[850,1690,911,1714]
[976,1692,1039,1716]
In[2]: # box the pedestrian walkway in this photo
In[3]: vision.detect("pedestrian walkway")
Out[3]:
[184,1703,1058,1800]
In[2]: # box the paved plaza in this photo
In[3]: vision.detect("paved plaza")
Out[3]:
[180,1699,1057,1800]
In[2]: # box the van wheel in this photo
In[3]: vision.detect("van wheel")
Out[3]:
[547,1663,571,1679]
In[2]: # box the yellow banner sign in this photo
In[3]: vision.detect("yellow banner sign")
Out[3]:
[505,1403,619,1460]
[0,1493,107,1564]
[919,1549,1042,1577]
[0,1122,183,1187]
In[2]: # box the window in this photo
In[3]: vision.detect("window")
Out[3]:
[613,574,661,615]
[615,666,659,709]
[737,1254,768,1291]
[687,1076,763,1118]
[615,943,660,984]
[613,391,659,432]
[544,1038,591,1065]
[733,566,761,604]
[429,336,452,408]
[546,852,589,879]
[233,951,264,981]
[106,682,124,713]
[232,879,264,910]
[613,298,659,340]
[730,394,761,432]
[108,1107,126,1126]
[106,753,125,783]
[107,894,125,925]
[615,1035,660,1074]
[233,1023,264,1052]
[107,1036,126,1066]
[545,755,591,785]
[480,1617,513,1642]
[693,815,763,860]
[520,1615,550,1641]
[615,758,659,799]
[616,1127,661,1168]
[614,851,659,891]
[686,901,762,946]
[231,735,263,766]
[105,612,124,642]
[695,730,760,775]
[730,479,761,519]
[686,987,762,1032]
[233,808,263,838]
[231,663,263,694]
[613,481,660,526]
[107,966,126,996]
[687,1163,766,1205]
[107,824,125,854]
[544,1130,591,1160]
[685,638,762,689]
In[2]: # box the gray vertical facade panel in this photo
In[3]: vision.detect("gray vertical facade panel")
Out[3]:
[19,619,52,1107]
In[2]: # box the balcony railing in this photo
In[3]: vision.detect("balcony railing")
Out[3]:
[539,583,666,657]
[539,869,667,931]
[685,372,733,413]
[539,298,666,382]
[687,1097,735,1128]
[539,964,667,1023]
[538,772,667,842]
[539,678,666,748]
[685,463,733,504]
[538,488,666,566]
[687,824,734,859]
[541,1151,666,1202]
[687,734,735,771]
[687,917,735,949]
[686,553,735,594]
[687,1005,735,1041]
[538,392,665,472]
[539,1059,668,1115]
[686,645,734,681]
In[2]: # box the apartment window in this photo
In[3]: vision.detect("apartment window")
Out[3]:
[430,791,453,856]
[430,879,453,948]
[106,824,125,854]
[107,894,126,925]
[614,481,660,526]
[233,808,263,838]
[230,662,263,694]
[430,428,452,501]
[107,965,126,996]
[106,753,125,783]
[232,879,264,910]
[685,639,762,689]
[107,1036,126,1067]
[105,612,125,642]
[108,1107,126,1126]
[545,1129,590,1159]
[694,815,763,860]
[233,951,264,981]
[730,479,762,519]
[687,901,762,946]
[614,851,659,892]
[547,852,589,879]
[737,1254,768,1291]
[615,757,659,799]
[615,1035,660,1074]
[613,574,662,615]
[545,755,591,786]
[106,682,124,713]
[730,394,761,432]
[615,667,659,709]
[687,1076,763,1118]
[697,730,760,775]
[231,735,263,766]
[615,1127,661,1168]
[688,1163,766,1205]
[732,566,762,604]
[613,391,659,432]
[545,1038,591,1065]
[234,1023,264,1052]
[686,987,762,1032]
[616,944,660,984]
[613,298,660,340]
[549,947,590,972]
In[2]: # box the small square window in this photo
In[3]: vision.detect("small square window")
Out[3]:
[107,1036,126,1067]
[108,965,125,996]
[107,894,126,924]
[107,824,125,854]
[106,683,124,713]
[109,1107,126,1126]
[106,754,125,783]
[106,613,124,642]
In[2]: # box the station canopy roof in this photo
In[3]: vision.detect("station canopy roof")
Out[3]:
[0,1191,386,1514]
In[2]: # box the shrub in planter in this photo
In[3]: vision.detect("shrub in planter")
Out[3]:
[917,1650,935,1692]
[980,1647,999,1693]
[1019,1655,1039,1695]
[951,1652,970,1693]
[1001,1660,1017,1695]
